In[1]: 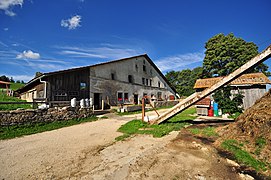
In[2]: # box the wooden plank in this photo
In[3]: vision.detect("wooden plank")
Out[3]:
[150,44,271,124]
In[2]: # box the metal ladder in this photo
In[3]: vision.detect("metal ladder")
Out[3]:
[150,45,271,125]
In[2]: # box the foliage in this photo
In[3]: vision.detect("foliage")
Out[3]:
[0,116,98,140]
[189,126,218,137]
[221,139,267,171]
[35,72,43,78]
[115,108,196,141]
[202,33,269,78]
[0,92,32,110]
[0,75,25,84]
[213,86,244,114]
[165,67,203,97]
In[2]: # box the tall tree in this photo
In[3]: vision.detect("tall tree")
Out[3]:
[202,33,269,78]
[165,67,203,97]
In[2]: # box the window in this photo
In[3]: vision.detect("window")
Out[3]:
[143,65,146,72]
[157,92,162,100]
[150,69,152,75]
[111,73,115,80]
[150,79,152,87]
[124,93,129,101]
[135,64,138,72]
[128,75,133,83]
[80,82,86,90]
[142,78,145,85]
[118,92,123,103]
[146,79,148,86]
[158,81,161,88]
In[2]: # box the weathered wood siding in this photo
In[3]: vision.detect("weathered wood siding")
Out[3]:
[231,85,267,109]
[45,68,90,101]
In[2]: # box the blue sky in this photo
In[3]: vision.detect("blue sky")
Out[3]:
[0,0,271,82]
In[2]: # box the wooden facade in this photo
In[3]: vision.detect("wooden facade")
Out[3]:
[44,68,90,101]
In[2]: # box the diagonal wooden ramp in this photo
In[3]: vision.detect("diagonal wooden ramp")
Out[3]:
[150,45,271,125]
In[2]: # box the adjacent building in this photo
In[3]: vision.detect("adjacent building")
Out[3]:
[193,72,271,115]
[16,54,177,109]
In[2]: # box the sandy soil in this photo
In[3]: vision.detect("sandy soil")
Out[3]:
[0,111,245,180]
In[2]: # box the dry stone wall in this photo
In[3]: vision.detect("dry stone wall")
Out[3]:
[0,107,93,126]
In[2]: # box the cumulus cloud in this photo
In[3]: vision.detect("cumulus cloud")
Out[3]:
[61,15,82,30]
[155,52,204,72]
[16,50,40,59]
[0,0,23,16]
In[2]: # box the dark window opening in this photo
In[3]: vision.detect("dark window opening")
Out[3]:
[146,79,148,86]
[118,92,123,103]
[150,80,152,87]
[111,73,115,80]
[135,64,138,72]
[142,78,145,85]
[128,75,133,83]
[158,81,161,88]
[124,93,129,101]
[157,92,162,100]
[143,65,146,72]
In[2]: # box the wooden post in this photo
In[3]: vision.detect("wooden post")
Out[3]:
[142,98,145,121]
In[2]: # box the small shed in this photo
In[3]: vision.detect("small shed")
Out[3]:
[194,73,271,110]
[195,97,211,116]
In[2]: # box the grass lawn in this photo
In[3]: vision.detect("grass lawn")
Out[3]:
[221,139,268,171]
[0,92,32,110]
[10,83,25,90]
[0,116,98,140]
[189,126,218,137]
[115,108,196,141]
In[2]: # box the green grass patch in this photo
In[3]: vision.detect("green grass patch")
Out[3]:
[0,116,98,140]
[10,83,25,90]
[115,108,196,141]
[168,108,196,122]
[189,127,218,137]
[0,92,32,110]
[221,139,267,171]
[255,137,266,155]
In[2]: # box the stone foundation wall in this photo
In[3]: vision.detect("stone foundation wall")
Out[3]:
[0,107,93,126]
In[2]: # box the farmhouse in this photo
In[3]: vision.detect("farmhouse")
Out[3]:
[193,72,271,115]
[16,54,177,109]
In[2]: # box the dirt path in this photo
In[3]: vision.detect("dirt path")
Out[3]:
[0,111,244,179]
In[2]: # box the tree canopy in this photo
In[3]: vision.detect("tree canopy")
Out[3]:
[202,33,269,77]
[165,67,202,97]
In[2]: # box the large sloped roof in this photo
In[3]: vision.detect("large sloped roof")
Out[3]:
[16,54,177,94]
[194,72,271,89]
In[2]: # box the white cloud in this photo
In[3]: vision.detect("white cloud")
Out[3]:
[0,0,23,16]
[4,28,9,31]
[16,50,41,59]
[155,52,204,72]
[57,44,143,60]
[61,15,82,30]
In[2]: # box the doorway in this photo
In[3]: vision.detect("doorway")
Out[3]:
[134,94,138,104]
[94,93,101,109]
